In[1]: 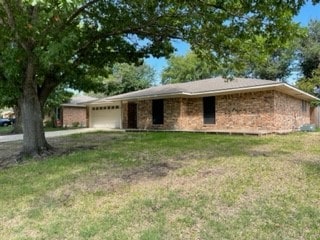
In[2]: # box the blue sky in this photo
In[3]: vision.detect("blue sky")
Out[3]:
[145,2,320,83]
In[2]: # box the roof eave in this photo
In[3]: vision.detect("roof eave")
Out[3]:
[61,104,87,107]
[275,84,319,101]
[87,83,319,104]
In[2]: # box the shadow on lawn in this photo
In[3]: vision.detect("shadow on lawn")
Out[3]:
[0,132,124,169]
[303,160,320,178]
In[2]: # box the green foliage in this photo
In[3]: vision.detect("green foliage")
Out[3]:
[299,20,320,78]
[104,63,156,95]
[240,42,298,81]
[161,51,217,84]
[43,85,73,116]
[162,43,297,83]
[295,67,320,107]
[295,20,320,105]
[0,45,23,108]
[0,0,314,94]
[0,125,13,135]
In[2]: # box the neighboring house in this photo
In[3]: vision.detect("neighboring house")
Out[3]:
[59,95,97,127]
[87,77,319,134]
[0,109,14,119]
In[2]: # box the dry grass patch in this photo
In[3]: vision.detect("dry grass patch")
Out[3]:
[0,132,319,239]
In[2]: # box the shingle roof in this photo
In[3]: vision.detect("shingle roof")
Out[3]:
[62,95,98,107]
[91,77,318,103]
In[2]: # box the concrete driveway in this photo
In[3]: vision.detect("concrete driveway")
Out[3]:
[0,128,123,143]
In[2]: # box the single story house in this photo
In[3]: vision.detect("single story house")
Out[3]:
[59,95,97,127]
[87,77,319,134]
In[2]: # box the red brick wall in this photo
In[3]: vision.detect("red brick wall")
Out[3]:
[215,91,275,131]
[62,106,87,127]
[137,100,152,129]
[122,90,311,132]
[273,91,310,131]
[310,106,320,127]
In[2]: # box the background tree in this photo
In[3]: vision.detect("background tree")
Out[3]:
[239,43,297,81]
[299,20,320,78]
[104,63,155,96]
[161,51,217,84]
[0,0,315,158]
[295,68,320,95]
[0,53,24,133]
[295,20,320,102]
[162,44,297,84]
[43,86,73,127]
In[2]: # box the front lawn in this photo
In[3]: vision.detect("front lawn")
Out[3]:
[0,125,13,135]
[0,132,319,239]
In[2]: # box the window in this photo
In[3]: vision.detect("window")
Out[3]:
[203,96,216,124]
[302,100,308,112]
[152,99,164,124]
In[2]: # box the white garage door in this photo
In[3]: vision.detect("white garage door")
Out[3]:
[90,103,121,128]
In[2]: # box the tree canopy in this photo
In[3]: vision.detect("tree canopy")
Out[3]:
[161,52,217,84]
[295,20,320,101]
[104,63,155,96]
[299,20,320,78]
[295,67,320,99]
[0,0,316,158]
[236,42,297,81]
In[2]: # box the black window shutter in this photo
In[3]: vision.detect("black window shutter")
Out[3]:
[203,96,215,124]
[152,99,164,124]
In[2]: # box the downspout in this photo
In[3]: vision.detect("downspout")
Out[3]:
[120,101,123,129]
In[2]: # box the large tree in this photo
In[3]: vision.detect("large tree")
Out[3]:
[237,42,297,81]
[104,63,155,96]
[162,43,297,84]
[161,51,217,84]
[295,20,320,99]
[295,67,320,96]
[0,0,316,158]
[299,20,320,78]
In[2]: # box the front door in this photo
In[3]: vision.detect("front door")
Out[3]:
[127,103,137,128]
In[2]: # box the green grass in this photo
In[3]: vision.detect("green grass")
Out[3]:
[0,125,13,134]
[1,132,320,240]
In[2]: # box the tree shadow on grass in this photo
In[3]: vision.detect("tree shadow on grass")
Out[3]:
[0,132,125,170]
[303,160,320,179]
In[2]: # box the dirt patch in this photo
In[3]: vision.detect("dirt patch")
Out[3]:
[0,132,125,169]
[121,162,181,182]
[0,141,21,168]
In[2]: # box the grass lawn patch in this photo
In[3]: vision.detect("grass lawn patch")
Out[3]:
[0,125,13,135]
[0,132,319,239]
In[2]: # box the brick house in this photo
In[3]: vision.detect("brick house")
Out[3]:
[87,77,318,134]
[59,95,97,127]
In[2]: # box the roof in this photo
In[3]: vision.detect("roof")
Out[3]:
[89,77,319,104]
[62,95,98,107]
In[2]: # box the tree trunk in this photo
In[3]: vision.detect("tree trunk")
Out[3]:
[20,58,51,157]
[12,105,23,134]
